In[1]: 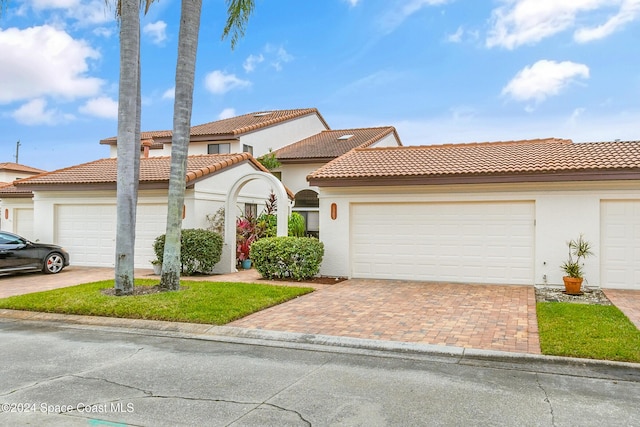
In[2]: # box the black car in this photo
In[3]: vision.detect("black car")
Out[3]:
[0,231,70,275]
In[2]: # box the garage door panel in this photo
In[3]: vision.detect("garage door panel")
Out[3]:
[601,200,640,289]
[55,204,166,268]
[351,202,535,285]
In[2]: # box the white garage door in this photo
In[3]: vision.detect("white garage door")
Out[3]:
[14,208,34,240]
[351,201,535,285]
[601,200,640,290]
[55,204,166,268]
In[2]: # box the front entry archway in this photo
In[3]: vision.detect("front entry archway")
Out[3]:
[217,172,290,273]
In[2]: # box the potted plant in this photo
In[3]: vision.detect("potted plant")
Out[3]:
[151,259,162,275]
[237,239,252,269]
[560,234,594,295]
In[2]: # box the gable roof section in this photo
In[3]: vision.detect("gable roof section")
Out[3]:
[273,127,402,163]
[0,183,34,198]
[0,162,46,174]
[99,108,329,146]
[308,140,640,186]
[12,154,270,190]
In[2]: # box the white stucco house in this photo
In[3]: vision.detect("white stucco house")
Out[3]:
[308,138,640,290]
[1,108,639,290]
[0,162,46,239]
[0,108,399,270]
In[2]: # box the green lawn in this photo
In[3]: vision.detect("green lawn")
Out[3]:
[0,279,313,325]
[537,302,640,363]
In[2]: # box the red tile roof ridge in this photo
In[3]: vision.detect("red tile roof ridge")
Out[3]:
[352,138,573,151]
[0,162,47,174]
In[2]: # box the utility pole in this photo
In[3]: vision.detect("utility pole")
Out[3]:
[14,140,20,163]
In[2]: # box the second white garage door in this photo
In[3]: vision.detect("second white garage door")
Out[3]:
[600,200,640,290]
[351,201,535,285]
[55,204,167,268]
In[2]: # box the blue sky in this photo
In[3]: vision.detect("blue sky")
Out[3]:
[1,0,639,171]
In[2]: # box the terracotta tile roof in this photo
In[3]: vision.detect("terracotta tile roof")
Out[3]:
[99,130,172,147]
[0,183,34,197]
[13,154,268,187]
[189,108,329,137]
[308,140,640,185]
[0,162,46,174]
[99,108,329,145]
[273,127,402,161]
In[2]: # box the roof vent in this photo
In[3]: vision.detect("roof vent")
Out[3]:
[337,134,354,140]
[253,112,272,117]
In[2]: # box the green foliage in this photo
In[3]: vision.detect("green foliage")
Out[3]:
[222,0,256,50]
[250,236,324,281]
[154,229,223,275]
[561,234,594,278]
[537,302,640,363]
[257,149,281,171]
[288,212,306,237]
[206,207,225,235]
[0,279,313,325]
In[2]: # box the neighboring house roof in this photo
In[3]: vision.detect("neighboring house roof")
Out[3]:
[273,127,402,163]
[307,140,640,186]
[13,154,259,187]
[0,183,34,198]
[0,162,46,174]
[99,108,330,146]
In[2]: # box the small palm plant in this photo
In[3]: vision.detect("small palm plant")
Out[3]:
[561,234,594,279]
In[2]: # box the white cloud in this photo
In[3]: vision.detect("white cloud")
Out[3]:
[243,54,264,73]
[446,26,464,43]
[378,0,452,34]
[79,96,117,119]
[32,0,115,25]
[93,27,114,38]
[343,0,360,7]
[204,70,251,95]
[487,0,640,49]
[143,21,167,45]
[502,60,590,104]
[162,87,175,100]
[0,25,103,103]
[11,98,73,125]
[574,0,640,42]
[218,108,237,119]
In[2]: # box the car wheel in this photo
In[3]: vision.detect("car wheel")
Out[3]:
[43,252,65,274]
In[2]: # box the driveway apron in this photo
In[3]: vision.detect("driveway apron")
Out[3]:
[231,279,541,354]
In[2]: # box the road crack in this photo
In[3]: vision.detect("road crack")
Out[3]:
[536,373,556,427]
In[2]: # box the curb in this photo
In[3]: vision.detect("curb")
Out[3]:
[1,308,639,382]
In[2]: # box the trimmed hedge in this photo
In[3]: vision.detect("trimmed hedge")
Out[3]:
[250,236,324,281]
[153,229,223,275]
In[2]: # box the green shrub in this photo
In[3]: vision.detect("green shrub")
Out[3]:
[288,212,306,237]
[250,236,324,281]
[153,229,223,275]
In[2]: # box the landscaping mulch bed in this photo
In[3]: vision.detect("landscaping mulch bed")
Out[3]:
[266,276,348,285]
[535,286,612,305]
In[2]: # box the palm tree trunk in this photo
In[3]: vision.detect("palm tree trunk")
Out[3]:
[114,0,140,295]
[159,0,202,291]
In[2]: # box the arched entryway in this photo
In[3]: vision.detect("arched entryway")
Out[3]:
[217,172,290,273]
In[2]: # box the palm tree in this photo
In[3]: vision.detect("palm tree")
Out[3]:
[114,0,154,295]
[159,0,255,291]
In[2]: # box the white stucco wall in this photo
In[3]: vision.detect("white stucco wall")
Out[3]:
[370,133,401,148]
[0,197,34,236]
[317,180,640,286]
[277,163,325,195]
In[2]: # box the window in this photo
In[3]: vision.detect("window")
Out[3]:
[208,143,230,154]
[271,171,282,181]
[243,144,253,155]
[245,203,257,218]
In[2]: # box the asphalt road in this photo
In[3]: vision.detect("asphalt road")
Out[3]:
[1,320,639,426]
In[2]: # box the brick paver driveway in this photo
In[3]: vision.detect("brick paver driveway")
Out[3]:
[232,279,541,354]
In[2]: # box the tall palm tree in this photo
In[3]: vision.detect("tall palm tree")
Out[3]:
[159,0,255,291]
[114,0,153,295]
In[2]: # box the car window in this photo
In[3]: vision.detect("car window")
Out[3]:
[0,233,22,245]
